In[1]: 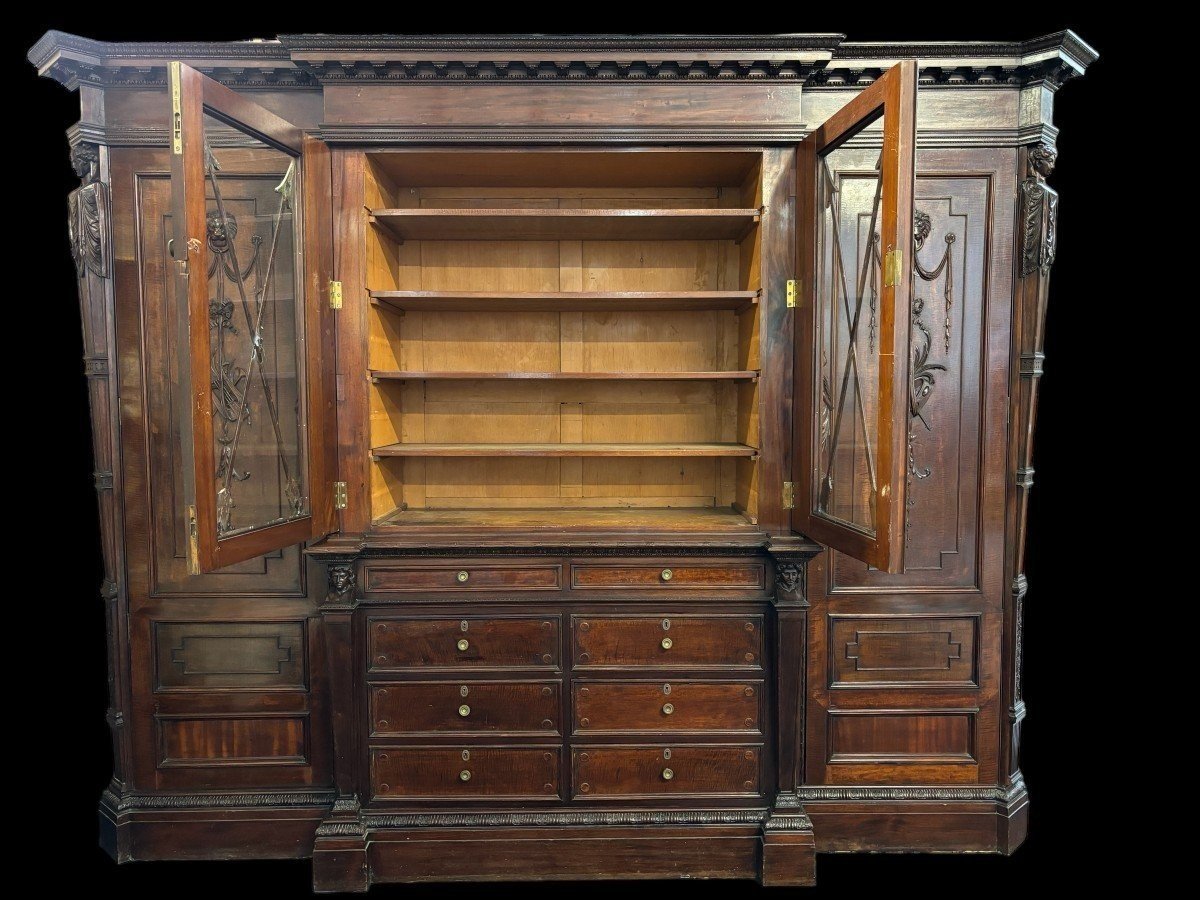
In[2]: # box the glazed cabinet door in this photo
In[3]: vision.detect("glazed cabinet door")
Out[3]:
[169,62,336,572]
[794,61,917,573]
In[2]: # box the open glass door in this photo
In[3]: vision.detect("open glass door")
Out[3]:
[169,62,336,573]
[794,61,917,574]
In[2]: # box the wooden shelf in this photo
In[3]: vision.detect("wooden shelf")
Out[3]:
[371,442,758,460]
[369,207,761,242]
[373,505,758,531]
[370,370,758,383]
[370,290,759,313]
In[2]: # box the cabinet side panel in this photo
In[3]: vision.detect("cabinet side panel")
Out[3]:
[806,149,1015,788]
[110,149,331,802]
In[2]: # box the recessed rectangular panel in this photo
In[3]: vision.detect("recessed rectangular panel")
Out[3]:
[155,622,306,690]
[829,617,977,688]
[157,715,307,767]
[828,712,974,764]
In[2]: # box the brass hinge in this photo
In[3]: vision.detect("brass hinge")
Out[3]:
[169,62,182,156]
[782,481,796,510]
[786,279,797,308]
[883,248,903,287]
[186,504,200,575]
[329,280,343,310]
[333,481,348,510]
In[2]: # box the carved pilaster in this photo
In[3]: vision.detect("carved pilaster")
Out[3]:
[760,535,821,885]
[1002,142,1058,787]
[66,140,130,833]
[314,555,368,892]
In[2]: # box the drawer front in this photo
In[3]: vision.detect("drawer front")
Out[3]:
[371,747,560,799]
[369,617,560,671]
[571,563,764,590]
[573,746,761,798]
[574,681,762,733]
[365,563,561,593]
[371,682,560,736]
[573,614,762,668]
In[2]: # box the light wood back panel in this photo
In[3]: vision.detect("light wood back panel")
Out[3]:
[363,177,763,523]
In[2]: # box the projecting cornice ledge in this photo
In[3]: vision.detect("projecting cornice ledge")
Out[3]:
[817,30,1097,88]
[28,30,1095,91]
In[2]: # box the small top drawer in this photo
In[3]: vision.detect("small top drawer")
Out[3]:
[369,616,560,671]
[364,563,562,593]
[573,615,762,668]
[571,563,764,591]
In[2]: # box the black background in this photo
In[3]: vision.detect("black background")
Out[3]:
[10,15,1113,896]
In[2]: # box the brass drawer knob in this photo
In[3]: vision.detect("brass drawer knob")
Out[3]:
[457,570,469,583]
[661,637,673,650]
[660,568,673,582]
[457,638,470,651]
[459,770,472,782]
[662,702,675,715]
[662,768,674,781]
[458,704,471,717]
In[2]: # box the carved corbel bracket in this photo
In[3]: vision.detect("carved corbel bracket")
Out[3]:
[323,557,359,608]
[766,536,822,607]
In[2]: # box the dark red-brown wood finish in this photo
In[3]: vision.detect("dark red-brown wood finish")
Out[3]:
[28,29,1096,892]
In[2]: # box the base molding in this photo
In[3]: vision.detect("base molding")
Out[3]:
[97,783,1029,886]
[98,783,333,863]
[805,780,1030,854]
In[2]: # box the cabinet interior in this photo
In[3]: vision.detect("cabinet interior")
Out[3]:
[363,150,764,530]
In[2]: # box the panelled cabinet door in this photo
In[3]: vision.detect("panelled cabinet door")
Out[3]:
[169,62,337,573]
[794,61,917,574]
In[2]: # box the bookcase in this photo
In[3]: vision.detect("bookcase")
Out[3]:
[30,30,1094,892]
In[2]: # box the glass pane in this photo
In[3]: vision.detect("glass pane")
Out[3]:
[813,146,882,535]
[201,113,308,539]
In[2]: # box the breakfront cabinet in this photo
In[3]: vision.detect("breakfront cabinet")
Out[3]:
[29,31,1094,890]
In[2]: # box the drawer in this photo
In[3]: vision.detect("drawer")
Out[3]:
[364,563,561,593]
[371,681,560,736]
[369,616,560,671]
[573,614,762,668]
[371,747,560,800]
[571,563,764,590]
[573,746,761,798]
[574,680,762,733]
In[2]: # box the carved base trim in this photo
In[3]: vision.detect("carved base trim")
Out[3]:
[798,780,1024,802]
[363,809,767,828]
[101,786,336,811]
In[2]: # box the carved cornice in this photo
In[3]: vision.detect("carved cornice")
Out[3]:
[815,30,1097,89]
[362,810,768,828]
[30,30,1094,92]
[27,30,314,90]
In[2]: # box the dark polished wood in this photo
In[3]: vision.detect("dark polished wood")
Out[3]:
[369,616,560,671]
[572,746,762,798]
[33,28,1093,892]
[573,614,763,668]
